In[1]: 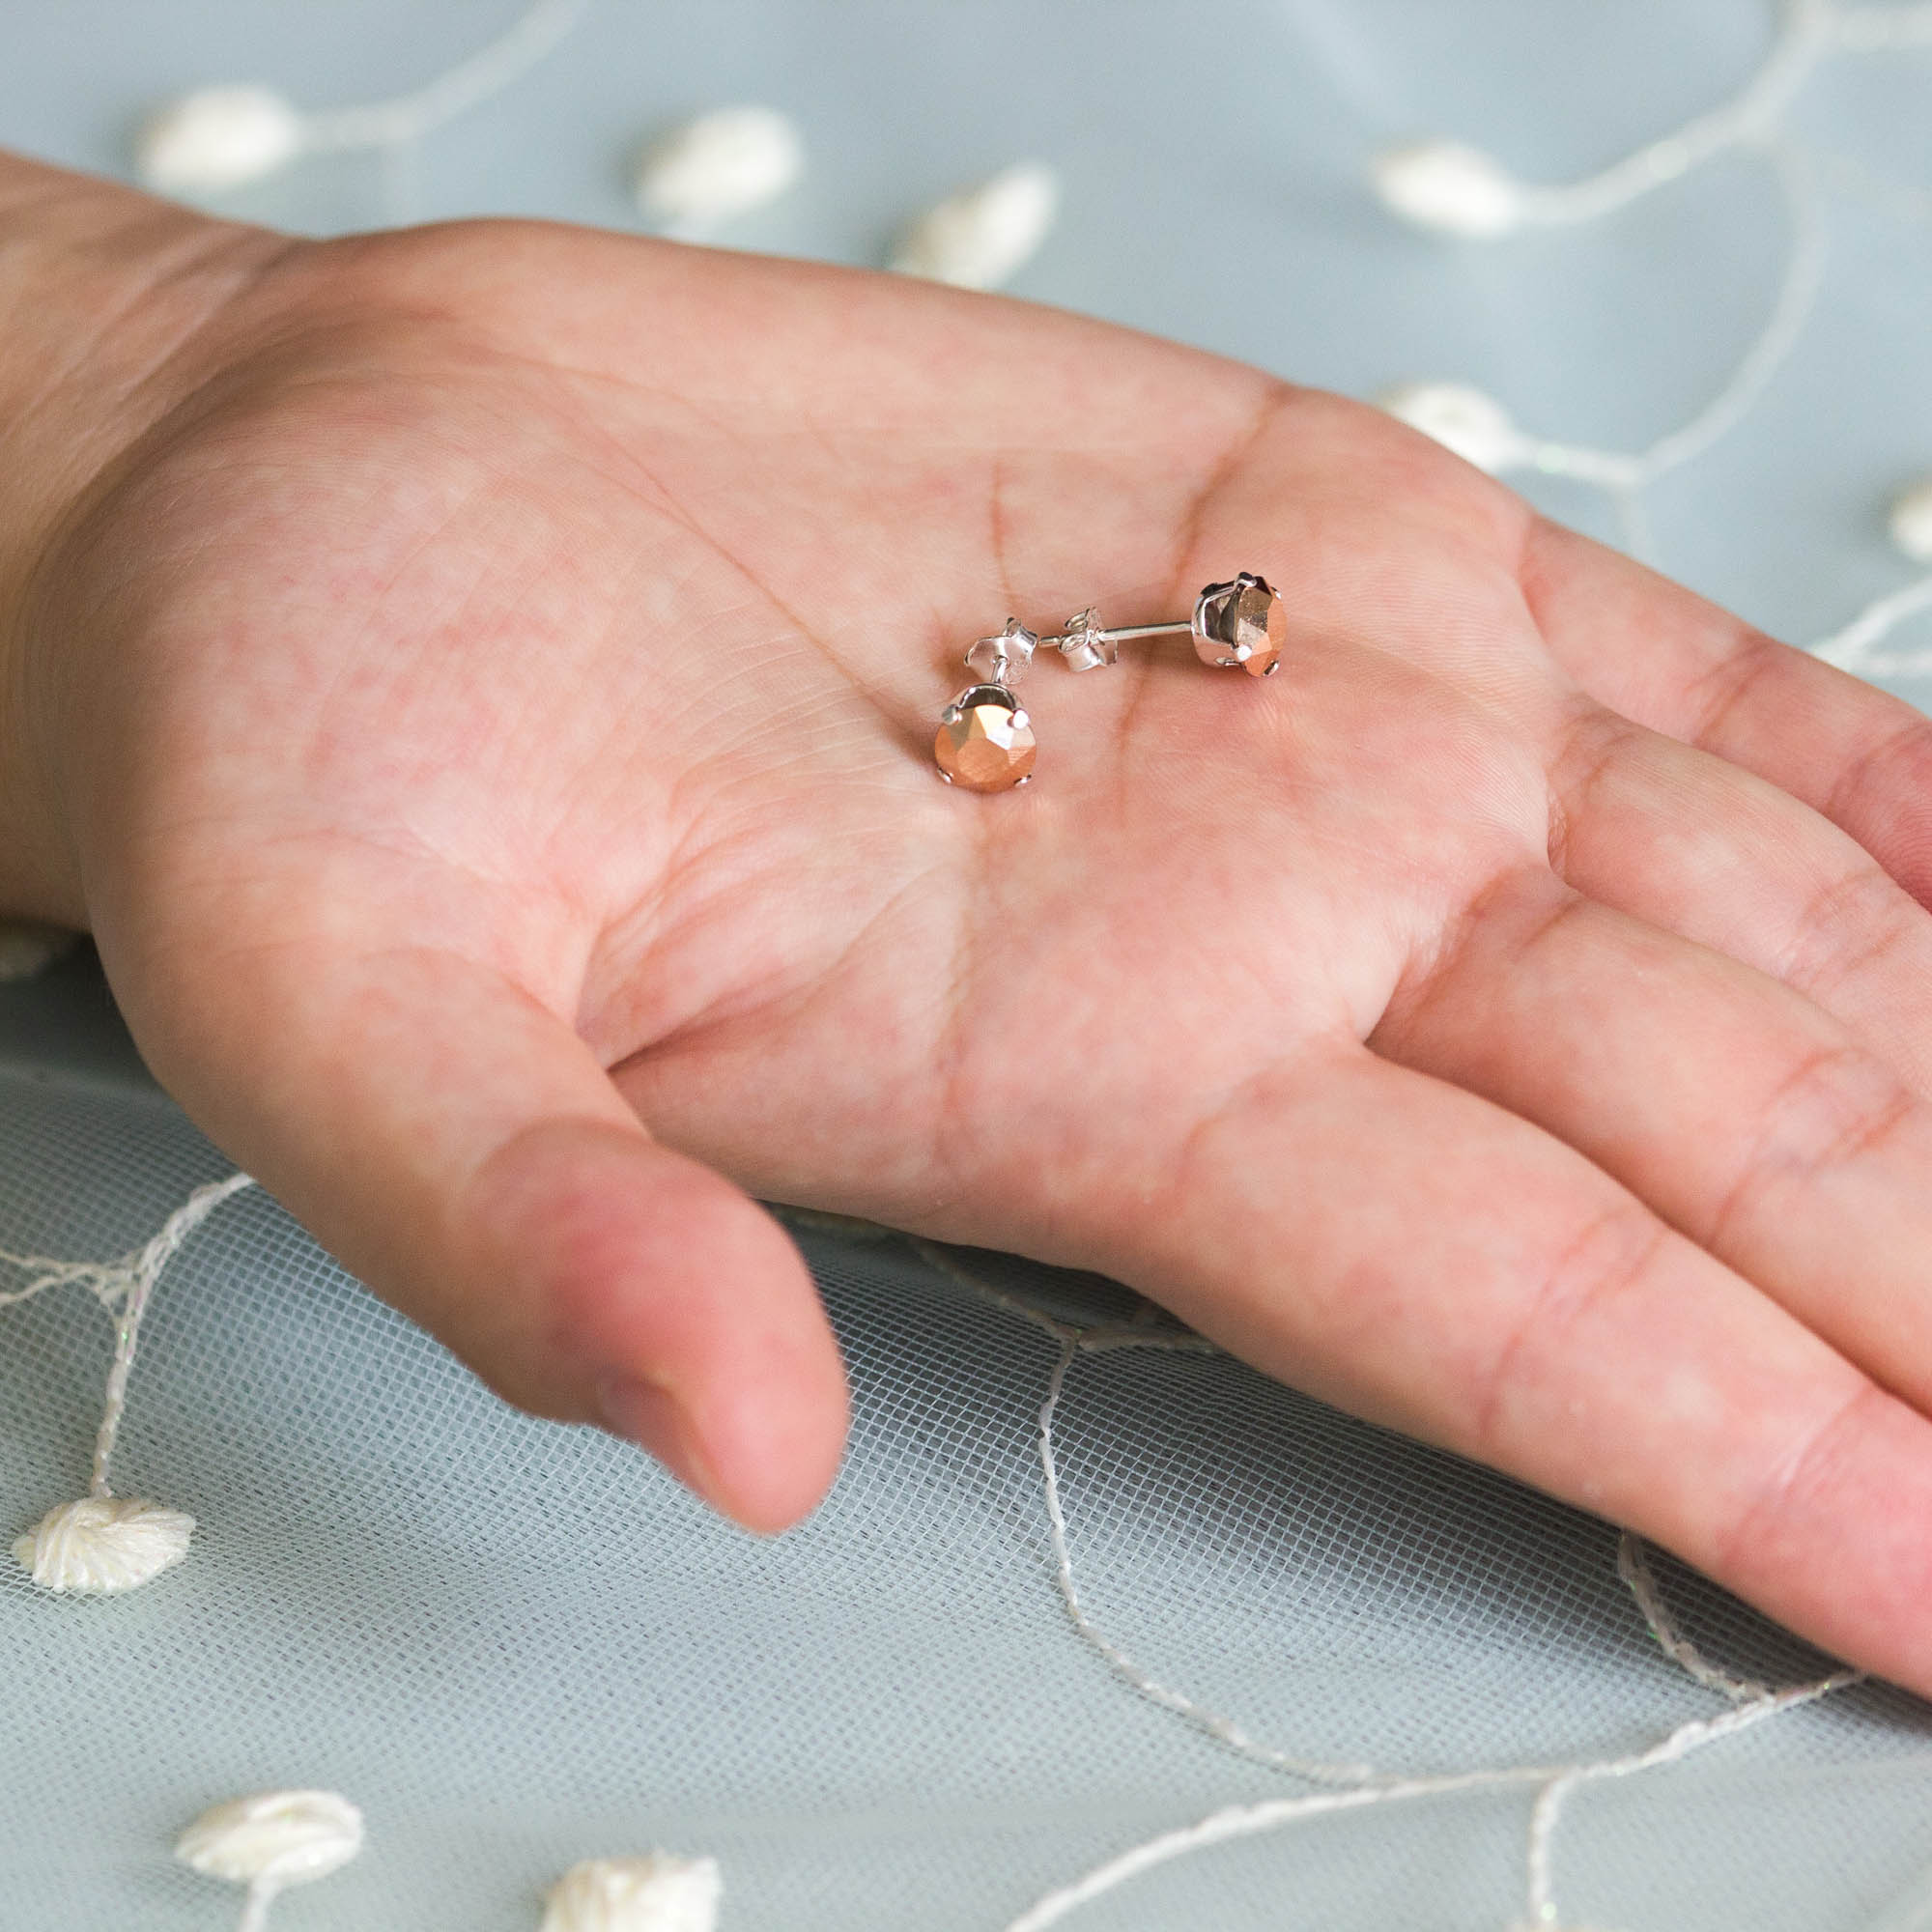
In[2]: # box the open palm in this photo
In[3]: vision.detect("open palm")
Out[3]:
[31,210,1932,1694]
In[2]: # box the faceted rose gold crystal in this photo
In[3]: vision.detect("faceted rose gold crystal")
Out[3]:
[1192,572,1287,676]
[934,684,1036,791]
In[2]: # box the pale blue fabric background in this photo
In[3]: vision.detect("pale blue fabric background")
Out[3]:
[8,1,1932,652]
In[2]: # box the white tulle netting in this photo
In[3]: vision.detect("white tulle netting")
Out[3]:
[5,999,1932,1930]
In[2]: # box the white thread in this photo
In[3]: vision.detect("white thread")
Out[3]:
[89,1172,255,1495]
[1521,1775,1581,1932]
[1380,138,1827,531]
[909,1244,1862,1931]
[1372,1,1836,237]
[1364,0,1932,653]
[919,1244,1378,1784]
[176,1791,363,1932]
[1003,1673,1852,1932]
[1517,1670,1859,1928]
[1364,0,1932,676]
[1615,1531,1773,1703]
[236,1883,276,1932]
[1520,0,1834,224]
[3,1172,253,1591]
[133,0,587,211]
[541,1855,722,1932]
[1367,7,1932,668]
[635,106,804,233]
[0,919,77,982]
[0,1178,1867,1922]
[1004,1780,1496,1932]
[892,162,1061,289]
[1512,1531,1856,1925]
[1038,1339,1380,1784]
[1627,142,1828,482]
[297,0,589,151]
[1042,1326,1858,1923]
[1812,574,1932,672]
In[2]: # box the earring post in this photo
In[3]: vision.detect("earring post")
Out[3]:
[1099,620,1191,644]
[1044,619,1191,648]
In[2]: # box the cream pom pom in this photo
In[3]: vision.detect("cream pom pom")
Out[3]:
[12,1495,194,1594]
[892,161,1061,289]
[1372,140,1525,239]
[1378,381,1529,474]
[1889,477,1932,561]
[175,1790,365,1889]
[135,85,305,193]
[541,1856,723,1932]
[635,105,804,227]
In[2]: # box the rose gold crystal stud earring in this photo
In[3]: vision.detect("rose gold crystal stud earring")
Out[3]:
[932,618,1039,791]
[1047,570,1287,677]
[931,575,1285,792]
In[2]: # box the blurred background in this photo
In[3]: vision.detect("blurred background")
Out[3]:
[11,0,1932,658]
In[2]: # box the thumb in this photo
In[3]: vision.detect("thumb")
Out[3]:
[116,931,849,1535]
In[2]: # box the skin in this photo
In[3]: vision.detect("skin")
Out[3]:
[7,154,1932,1690]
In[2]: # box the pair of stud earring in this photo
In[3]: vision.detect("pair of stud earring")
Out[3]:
[931,571,1286,791]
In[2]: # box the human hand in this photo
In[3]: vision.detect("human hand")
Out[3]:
[10,156,1932,1691]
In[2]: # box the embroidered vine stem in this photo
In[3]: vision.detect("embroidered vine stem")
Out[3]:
[909,1240,1862,1932]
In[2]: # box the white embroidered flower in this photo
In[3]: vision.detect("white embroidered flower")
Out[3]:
[1889,477,1932,561]
[175,1790,364,1889]
[542,1855,723,1932]
[1378,382,1529,474]
[12,1495,194,1593]
[135,86,305,193]
[635,105,804,227]
[893,162,1060,289]
[1372,140,1525,238]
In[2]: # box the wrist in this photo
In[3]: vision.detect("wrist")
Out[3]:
[0,152,288,923]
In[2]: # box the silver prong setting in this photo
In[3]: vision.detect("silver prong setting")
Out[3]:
[1191,571,1286,677]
